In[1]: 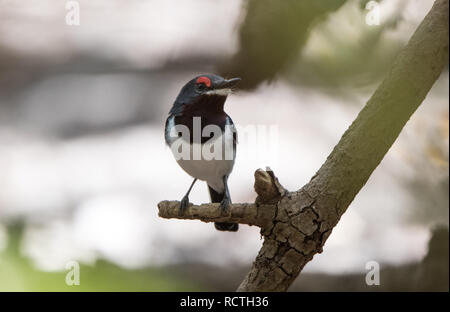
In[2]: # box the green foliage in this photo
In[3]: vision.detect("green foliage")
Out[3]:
[0,225,202,292]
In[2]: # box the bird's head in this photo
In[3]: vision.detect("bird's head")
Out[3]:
[170,74,241,116]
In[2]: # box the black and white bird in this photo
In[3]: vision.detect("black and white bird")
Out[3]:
[165,74,241,232]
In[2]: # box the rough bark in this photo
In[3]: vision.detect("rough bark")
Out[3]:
[158,0,449,292]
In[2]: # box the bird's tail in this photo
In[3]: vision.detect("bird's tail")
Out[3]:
[208,185,238,232]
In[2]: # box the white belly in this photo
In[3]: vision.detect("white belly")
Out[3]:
[170,134,235,193]
[177,157,234,193]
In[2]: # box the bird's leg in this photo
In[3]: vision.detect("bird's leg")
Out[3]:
[180,178,197,214]
[220,175,231,212]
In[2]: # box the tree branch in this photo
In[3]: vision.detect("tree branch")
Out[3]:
[158,201,262,227]
[158,0,449,292]
[158,168,284,228]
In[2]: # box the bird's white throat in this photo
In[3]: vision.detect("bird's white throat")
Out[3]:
[205,88,232,96]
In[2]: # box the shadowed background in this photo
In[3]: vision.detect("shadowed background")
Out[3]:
[0,0,448,291]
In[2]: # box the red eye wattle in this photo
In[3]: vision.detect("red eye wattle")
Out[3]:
[196,76,211,88]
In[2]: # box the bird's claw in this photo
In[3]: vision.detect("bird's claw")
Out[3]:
[220,197,231,213]
[179,196,189,215]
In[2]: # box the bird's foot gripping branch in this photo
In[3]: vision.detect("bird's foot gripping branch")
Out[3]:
[158,167,336,292]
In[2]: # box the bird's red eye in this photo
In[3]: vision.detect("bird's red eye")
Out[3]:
[196,76,211,88]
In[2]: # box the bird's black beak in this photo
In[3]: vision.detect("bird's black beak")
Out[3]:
[217,77,241,89]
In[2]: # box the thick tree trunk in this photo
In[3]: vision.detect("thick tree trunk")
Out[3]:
[158,0,449,292]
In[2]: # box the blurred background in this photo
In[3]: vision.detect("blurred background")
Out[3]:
[0,0,448,291]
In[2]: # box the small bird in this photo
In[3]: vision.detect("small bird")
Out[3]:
[165,74,241,232]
